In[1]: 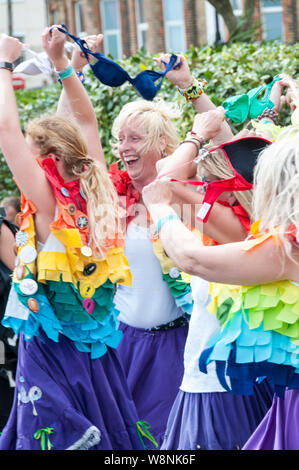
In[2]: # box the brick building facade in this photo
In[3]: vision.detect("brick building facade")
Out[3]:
[47,0,298,59]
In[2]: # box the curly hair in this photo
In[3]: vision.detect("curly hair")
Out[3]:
[26,114,119,258]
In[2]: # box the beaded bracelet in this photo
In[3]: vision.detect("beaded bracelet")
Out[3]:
[179,131,206,156]
[187,131,206,146]
[178,77,207,102]
[256,107,279,126]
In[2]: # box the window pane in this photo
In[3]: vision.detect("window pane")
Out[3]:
[262,0,282,7]
[141,29,147,48]
[136,0,146,23]
[230,0,242,9]
[263,11,283,40]
[107,34,119,58]
[103,0,118,30]
[75,2,84,33]
[168,25,185,52]
[163,0,184,22]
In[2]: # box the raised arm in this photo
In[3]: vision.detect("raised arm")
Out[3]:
[0,34,55,222]
[154,53,233,145]
[156,107,225,180]
[142,179,299,285]
[44,27,106,167]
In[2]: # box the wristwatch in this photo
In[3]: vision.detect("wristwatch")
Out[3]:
[0,61,14,71]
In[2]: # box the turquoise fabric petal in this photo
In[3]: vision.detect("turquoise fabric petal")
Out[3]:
[209,341,232,362]
[236,345,254,363]
[174,290,193,316]
[254,343,272,362]
[90,341,107,360]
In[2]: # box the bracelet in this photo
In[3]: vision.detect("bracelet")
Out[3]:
[56,64,74,80]
[76,71,85,84]
[179,139,201,154]
[178,77,207,102]
[187,131,206,146]
[155,214,181,234]
[256,107,279,126]
[58,70,85,85]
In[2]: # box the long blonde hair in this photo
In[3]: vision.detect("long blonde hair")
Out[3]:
[198,146,253,218]
[111,99,181,157]
[253,126,299,260]
[26,115,119,259]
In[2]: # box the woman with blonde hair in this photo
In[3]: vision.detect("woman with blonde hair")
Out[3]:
[137,57,286,450]
[0,29,149,451]
[143,123,299,450]
[109,97,192,448]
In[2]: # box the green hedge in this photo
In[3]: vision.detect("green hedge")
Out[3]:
[0,41,298,200]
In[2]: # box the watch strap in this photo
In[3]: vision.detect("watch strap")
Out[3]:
[0,61,14,71]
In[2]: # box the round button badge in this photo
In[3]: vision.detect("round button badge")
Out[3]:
[81,246,92,257]
[169,267,180,279]
[76,215,88,229]
[83,263,97,276]
[19,278,38,296]
[15,230,29,247]
[79,282,95,299]
[61,187,70,198]
[67,203,77,215]
[27,297,39,313]
[19,246,37,264]
[16,264,25,280]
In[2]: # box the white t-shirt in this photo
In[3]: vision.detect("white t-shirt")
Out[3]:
[115,222,183,329]
[180,276,226,393]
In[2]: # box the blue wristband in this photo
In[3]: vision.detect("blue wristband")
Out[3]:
[155,214,181,234]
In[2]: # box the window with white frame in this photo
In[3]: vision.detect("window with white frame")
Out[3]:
[100,0,122,59]
[53,9,60,26]
[261,0,283,40]
[135,0,148,50]
[163,0,186,53]
[75,1,85,36]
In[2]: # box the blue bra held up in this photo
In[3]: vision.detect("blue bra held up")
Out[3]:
[56,25,179,101]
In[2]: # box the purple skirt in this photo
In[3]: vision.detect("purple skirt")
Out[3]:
[117,321,189,448]
[161,380,274,450]
[243,389,299,450]
[0,330,145,450]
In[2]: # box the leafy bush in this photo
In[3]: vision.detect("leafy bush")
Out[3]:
[0,41,298,199]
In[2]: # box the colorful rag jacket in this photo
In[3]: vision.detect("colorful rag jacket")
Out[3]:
[2,158,132,359]
[199,221,299,398]
[109,162,193,317]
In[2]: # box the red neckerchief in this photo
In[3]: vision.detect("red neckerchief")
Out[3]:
[109,162,140,227]
[41,157,87,214]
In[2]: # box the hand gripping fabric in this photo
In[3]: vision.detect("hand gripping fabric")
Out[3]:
[55,25,178,101]
[222,76,282,123]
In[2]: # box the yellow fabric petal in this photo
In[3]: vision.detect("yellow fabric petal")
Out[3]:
[152,239,176,274]
[51,228,83,248]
